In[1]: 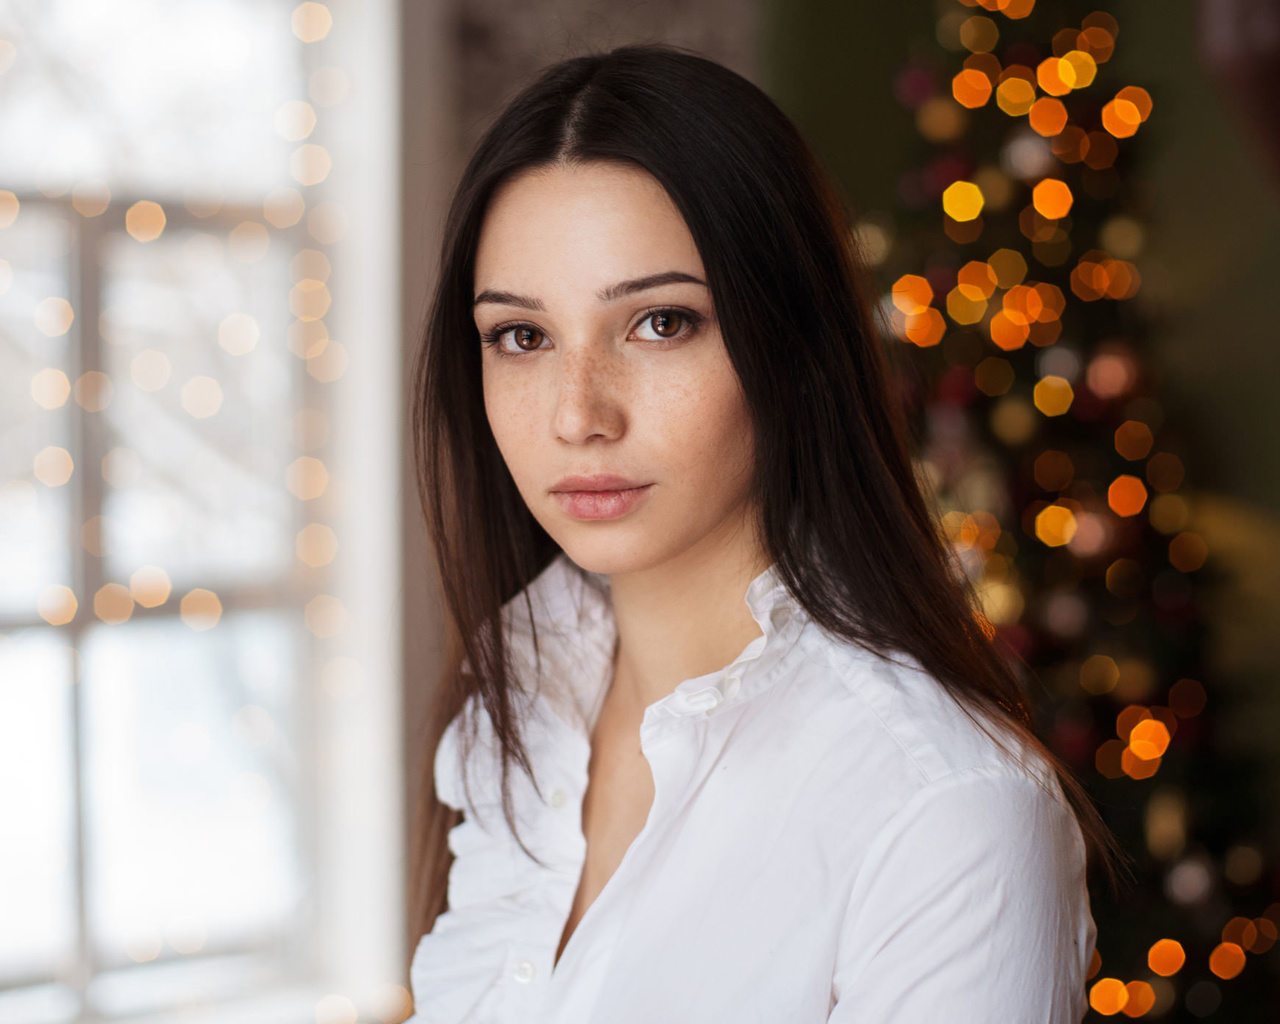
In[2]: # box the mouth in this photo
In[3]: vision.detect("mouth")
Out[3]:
[550,482,654,521]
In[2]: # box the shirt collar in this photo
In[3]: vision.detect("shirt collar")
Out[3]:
[501,550,809,732]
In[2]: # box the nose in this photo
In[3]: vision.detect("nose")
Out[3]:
[552,343,626,445]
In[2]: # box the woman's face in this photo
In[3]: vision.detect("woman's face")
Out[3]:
[473,160,758,577]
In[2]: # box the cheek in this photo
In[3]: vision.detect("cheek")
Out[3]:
[483,368,543,478]
[643,359,754,481]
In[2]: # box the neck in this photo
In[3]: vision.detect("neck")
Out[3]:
[604,519,772,713]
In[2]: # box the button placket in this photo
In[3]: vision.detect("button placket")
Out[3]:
[513,958,536,983]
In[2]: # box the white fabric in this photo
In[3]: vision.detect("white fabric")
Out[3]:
[407,552,1095,1024]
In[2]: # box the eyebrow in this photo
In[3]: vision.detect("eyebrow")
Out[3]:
[473,271,706,310]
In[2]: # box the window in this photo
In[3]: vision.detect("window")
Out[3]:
[0,2,406,1021]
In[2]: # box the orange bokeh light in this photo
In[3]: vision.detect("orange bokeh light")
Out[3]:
[989,310,1030,350]
[1121,981,1155,1018]
[1028,97,1069,137]
[1108,475,1148,517]
[1209,942,1246,980]
[1102,98,1142,138]
[1032,178,1073,219]
[953,68,994,108]
[1148,939,1186,976]
[1088,977,1128,1015]
[892,274,933,314]
[904,307,945,347]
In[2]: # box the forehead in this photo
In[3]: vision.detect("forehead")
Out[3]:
[474,161,704,296]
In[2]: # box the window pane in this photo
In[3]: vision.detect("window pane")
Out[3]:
[98,224,299,591]
[80,611,304,969]
[0,0,303,200]
[0,630,77,980]
[0,206,74,618]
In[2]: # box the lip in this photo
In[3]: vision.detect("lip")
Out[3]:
[549,474,654,521]
[550,473,648,492]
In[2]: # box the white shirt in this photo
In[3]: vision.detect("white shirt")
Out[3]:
[407,552,1095,1023]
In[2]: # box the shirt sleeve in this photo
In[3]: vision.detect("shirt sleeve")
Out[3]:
[828,767,1095,1024]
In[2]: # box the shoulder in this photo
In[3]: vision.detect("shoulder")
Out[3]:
[781,625,1065,819]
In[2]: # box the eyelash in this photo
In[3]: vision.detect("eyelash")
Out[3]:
[479,306,706,359]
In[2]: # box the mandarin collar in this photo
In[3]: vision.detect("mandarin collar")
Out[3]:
[500,551,808,732]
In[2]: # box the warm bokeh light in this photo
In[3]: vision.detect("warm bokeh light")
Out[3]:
[989,310,1029,350]
[1114,420,1154,460]
[952,67,993,108]
[1120,981,1154,1017]
[219,313,261,355]
[0,189,19,227]
[1148,938,1186,976]
[297,523,339,568]
[1036,57,1075,96]
[292,2,334,43]
[74,370,114,412]
[1208,942,1246,980]
[130,566,173,608]
[1108,474,1148,516]
[1080,654,1120,695]
[305,595,348,639]
[1033,449,1073,491]
[291,279,332,321]
[1032,178,1073,219]
[892,274,933,314]
[1145,452,1185,492]
[988,247,1027,287]
[1035,504,1077,547]
[1168,531,1208,572]
[1089,977,1128,1015]
[37,584,78,626]
[1077,26,1115,63]
[957,260,998,299]
[34,296,75,337]
[181,376,224,419]
[264,186,307,229]
[996,76,1036,117]
[275,99,318,141]
[916,97,968,143]
[131,349,172,391]
[180,589,223,631]
[1117,86,1154,121]
[307,339,351,380]
[1149,496,1187,536]
[34,445,75,487]
[959,15,999,53]
[947,287,987,325]
[1168,678,1207,718]
[974,356,1014,396]
[1028,97,1068,136]
[30,367,71,409]
[1062,50,1098,88]
[1086,350,1137,399]
[229,220,271,262]
[1033,375,1073,415]
[1129,719,1171,760]
[942,180,985,221]
[125,200,166,242]
[1102,97,1142,138]
[287,456,330,500]
[290,143,333,187]
[94,583,136,625]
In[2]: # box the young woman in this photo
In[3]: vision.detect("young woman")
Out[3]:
[407,44,1106,1024]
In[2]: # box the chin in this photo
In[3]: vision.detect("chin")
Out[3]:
[544,519,678,579]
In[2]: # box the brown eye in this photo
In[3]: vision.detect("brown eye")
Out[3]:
[513,326,544,350]
[649,312,683,338]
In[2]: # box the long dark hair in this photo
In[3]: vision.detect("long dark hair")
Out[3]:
[409,43,1117,940]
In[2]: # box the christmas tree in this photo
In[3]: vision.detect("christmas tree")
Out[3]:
[856,0,1278,1017]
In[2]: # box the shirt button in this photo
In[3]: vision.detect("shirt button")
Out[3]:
[514,959,536,983]
[549,787,568,808]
